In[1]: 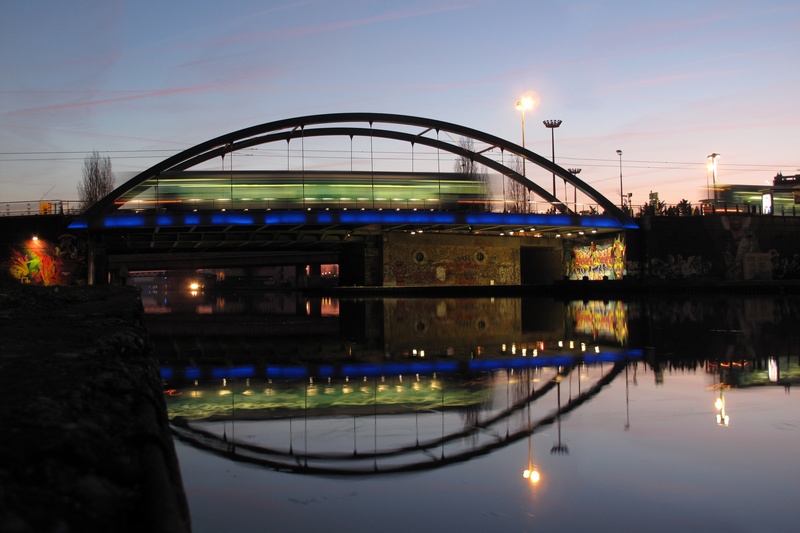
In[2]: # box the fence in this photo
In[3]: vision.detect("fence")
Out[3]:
[1,200,82,217]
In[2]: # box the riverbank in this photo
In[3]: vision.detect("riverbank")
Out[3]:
[0,282,190,533]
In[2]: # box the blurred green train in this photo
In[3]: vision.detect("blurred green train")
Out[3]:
[115,170,492,212]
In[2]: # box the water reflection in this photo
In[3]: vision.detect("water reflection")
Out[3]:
[152,290,800,532]
[153,288,800,481]
[165,360,637,475]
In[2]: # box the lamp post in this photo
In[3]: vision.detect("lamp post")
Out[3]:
[543,120,562,198]
[568,168,581,213]
[707,153,720,202]
[516,98,533,212]
[616,149,623,210]
[515,99,533,175]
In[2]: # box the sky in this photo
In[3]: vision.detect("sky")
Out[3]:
[1,0,799,207]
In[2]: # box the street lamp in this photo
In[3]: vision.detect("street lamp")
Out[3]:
[543,119,562,198]
[616,149,623,210]
[568,168,581,212]
[707,153,720,202]
[515,98,533,176]
[516,98,533,212]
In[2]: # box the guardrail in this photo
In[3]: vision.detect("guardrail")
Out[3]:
[1,200,82,217]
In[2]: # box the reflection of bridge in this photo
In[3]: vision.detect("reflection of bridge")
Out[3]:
[165,351,640,475]
[67,113,637,286]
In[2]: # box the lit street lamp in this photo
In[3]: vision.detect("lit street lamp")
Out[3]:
[543,119,562,198]
[616,149,623,210]
[515,98,533,176]
[516,98,533,212]
[707,153,720,202]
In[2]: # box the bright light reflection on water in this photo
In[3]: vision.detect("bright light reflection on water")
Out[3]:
[150,292,799,532]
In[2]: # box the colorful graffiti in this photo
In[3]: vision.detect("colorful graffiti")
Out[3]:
[5,234,85,286]
[566,235,626,280]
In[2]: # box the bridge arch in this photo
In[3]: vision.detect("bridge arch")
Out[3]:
[80,113,632,225]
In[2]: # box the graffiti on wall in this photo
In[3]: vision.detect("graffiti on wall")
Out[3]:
[565,235,626,280]
[649,254,712,279]
[5,234,85,285]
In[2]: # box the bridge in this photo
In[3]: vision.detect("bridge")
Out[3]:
[41,114,642,286]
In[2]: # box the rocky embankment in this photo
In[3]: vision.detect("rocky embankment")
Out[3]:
[0,282,189,533]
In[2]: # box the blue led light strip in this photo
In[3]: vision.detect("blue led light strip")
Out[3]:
[71,209,637,231]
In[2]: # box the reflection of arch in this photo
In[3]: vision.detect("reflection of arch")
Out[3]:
[78,113,633,225]
[169,361,628,475]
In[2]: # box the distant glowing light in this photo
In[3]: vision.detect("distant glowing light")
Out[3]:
[516,97,533,111]
[523,469,541,483]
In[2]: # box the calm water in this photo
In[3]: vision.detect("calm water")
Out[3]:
[147,286,799,532]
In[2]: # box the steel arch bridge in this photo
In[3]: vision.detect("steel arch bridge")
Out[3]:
[69,113,638,285]
[74,112,635,228]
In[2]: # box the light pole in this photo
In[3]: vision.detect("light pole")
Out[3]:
[516,98,532,212]
[515,98,533,176]
[616,149,623,210]
[544,120,562,198]
[568,168,581,213]
[707,153,720,202]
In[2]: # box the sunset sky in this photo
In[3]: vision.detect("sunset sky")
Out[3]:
[1,0,798,207]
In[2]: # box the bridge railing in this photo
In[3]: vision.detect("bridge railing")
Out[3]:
[2,196,611,217]
[1,200,83,217]
[632,201,800,217]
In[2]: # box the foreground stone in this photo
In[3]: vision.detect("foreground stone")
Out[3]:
[0,283,190,533]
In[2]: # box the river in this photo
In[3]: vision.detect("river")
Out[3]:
[142,283,799,532]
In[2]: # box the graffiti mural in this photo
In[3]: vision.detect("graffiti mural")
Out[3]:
[4,234,85,286]
[565,235,626,280]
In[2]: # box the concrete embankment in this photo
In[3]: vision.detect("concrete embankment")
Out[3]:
[0,283,190,533]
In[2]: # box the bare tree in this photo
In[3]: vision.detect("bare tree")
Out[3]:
[78,150,115,211]
[454,137,491,211]
[505,155,528,213]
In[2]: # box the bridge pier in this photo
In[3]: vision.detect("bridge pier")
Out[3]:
[382,232,545,286]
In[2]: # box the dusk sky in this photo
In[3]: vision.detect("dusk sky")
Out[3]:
[1,0,798,207]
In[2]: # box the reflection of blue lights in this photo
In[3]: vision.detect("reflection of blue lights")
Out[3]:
[341,361,460,377]
[266,365,307,379]
[160,350,643,383]
[211,365,255,379]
